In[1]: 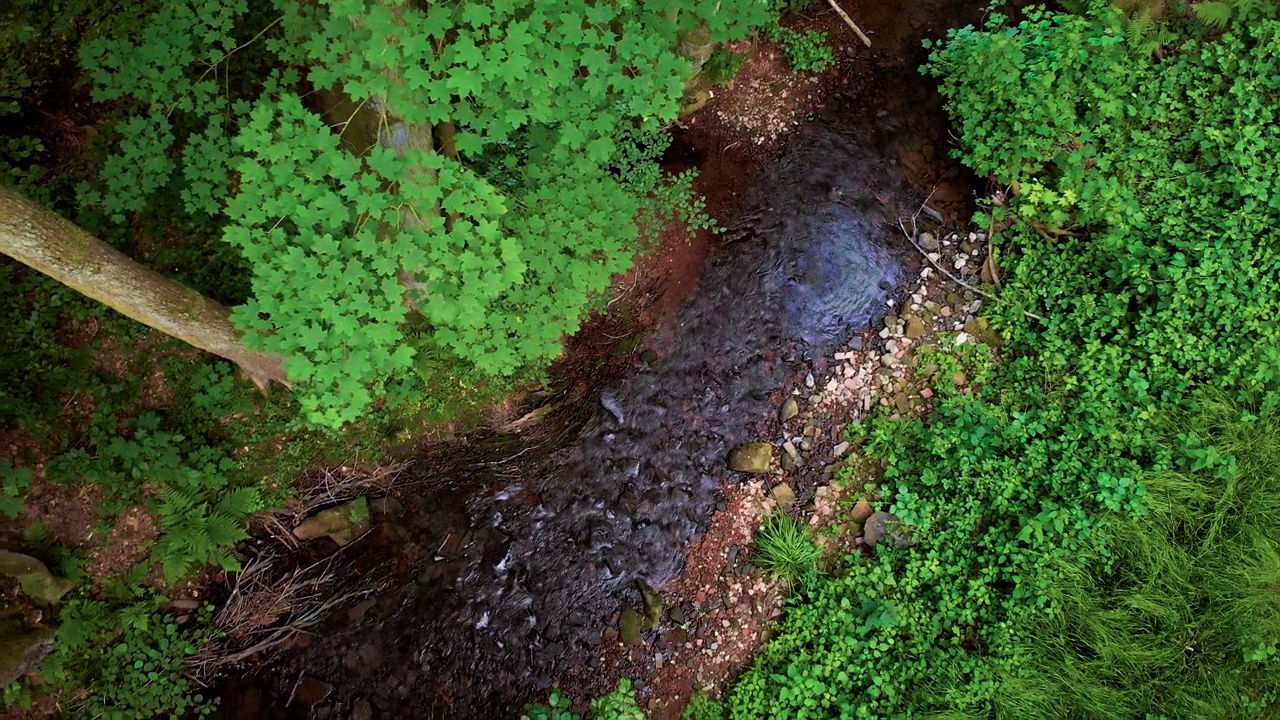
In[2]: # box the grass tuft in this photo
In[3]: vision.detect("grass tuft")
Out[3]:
[754,512,821,584]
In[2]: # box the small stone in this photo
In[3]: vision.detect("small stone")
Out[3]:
[799,436,813,452]
[346,598,377,622]
[918,232,940,251]
[782,440,800,460]
[668,604,686,625]
[769,483,796,507]
[851,499,875,525]
[862,511,899,548]
[866,511,915,549]
[881,354,896,368]
[779,397,800,423]
[728,442,773,473]
[638,580,663,629]
[832,441,851,458]
[805,373,815,388]
[921,387,934,399]
[905,316,926,340]
[940,306,952,317]
[780,453,796,471]
[620,608,645,646]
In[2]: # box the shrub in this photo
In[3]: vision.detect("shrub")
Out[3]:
[683,691,726,720]
[764,24,834,72]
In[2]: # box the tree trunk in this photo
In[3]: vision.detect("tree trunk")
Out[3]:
[0,187,289,389]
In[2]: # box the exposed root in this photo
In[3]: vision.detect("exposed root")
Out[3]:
[188,542,388,683]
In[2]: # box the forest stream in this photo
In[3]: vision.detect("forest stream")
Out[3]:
[215,2,983,717]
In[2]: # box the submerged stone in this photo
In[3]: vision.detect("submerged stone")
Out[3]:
[779,397,800,423]
[619,608,646,646]
[638,580,663,629]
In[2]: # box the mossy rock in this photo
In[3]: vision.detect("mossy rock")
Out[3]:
[0,621,56,687]
[293,499,372,547]
[619,607,645,646]
[0,551,75,603]
[728,442,774,473]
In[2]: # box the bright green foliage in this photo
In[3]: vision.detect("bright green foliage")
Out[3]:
[150,479,258,583]
[765,24,834,72]
[522,689,577,720]
[590,679,645,720]
[753,513,821,584]
[36,584,216,719]
[729,9,1280,718]
[683,692,726,720]
[1193,0,1279,28]
[77,0,773,427]
[522,680,643,720]
[999,391,1280,717]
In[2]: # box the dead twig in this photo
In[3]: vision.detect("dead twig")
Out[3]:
[825,0,872,47]
[901,190,1043,322]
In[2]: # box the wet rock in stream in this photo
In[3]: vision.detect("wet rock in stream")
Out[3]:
[278,101,926,717]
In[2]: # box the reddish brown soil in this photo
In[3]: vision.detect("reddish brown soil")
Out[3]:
[84,506,158,586]
[578,482,786,719]
[17,479,102,551]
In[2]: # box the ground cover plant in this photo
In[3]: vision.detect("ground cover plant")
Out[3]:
[727,3,1280,717]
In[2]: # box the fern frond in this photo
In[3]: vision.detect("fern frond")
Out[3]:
[154,484,197,521]
[161,552,191,583]
[205,512,248,547]
[1194,1,1235,27]
[215,487,262,519]
[1126,12,1156,50]
[209,547,242,573]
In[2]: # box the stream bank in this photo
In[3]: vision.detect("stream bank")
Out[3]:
[210,1,987,717]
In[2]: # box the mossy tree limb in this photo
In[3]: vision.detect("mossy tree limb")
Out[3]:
[0,187,289,389]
